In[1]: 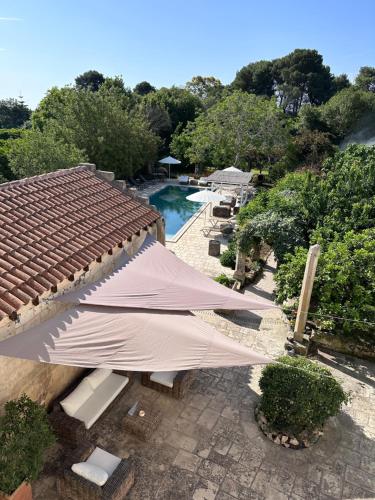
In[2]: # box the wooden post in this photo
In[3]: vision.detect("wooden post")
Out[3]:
[294,244,321,342]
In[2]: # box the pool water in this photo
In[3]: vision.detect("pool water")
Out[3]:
[149,185,201,239]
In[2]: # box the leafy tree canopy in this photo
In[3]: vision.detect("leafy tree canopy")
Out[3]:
[75,70,105,91]
[134,81,156,96]
[143,86,203,132]
[171,91,289,168]
[186,76,224,108]
[273,49,333,114]
[355,66,375,93]
[7,128,86,178]
[232,60,274,97]
[0,98,31,128]
[320,87,375,140]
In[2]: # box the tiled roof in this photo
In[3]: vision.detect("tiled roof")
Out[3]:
[0,166,160,320]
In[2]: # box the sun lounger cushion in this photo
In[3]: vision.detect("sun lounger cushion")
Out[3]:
[72,462,108,486]
[86,447,121,477]
[60,380,93,417]
[150,371,178,388]
[85,368,112,389]
[178,176,189,184]
[69,373,129,429]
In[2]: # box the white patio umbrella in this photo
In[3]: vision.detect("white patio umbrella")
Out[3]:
[159,156,181,179]
[186,189,226,221]
[223,166,242,172]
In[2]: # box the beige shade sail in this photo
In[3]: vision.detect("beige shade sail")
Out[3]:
[0,306,270,371]
[57,236,274,312]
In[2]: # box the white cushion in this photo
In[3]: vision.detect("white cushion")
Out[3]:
[85,368,112,390]
[73,373,129,429]
[71,462,108,486]
[86,447,121,477]
[60,380,93,417]
[150,371,178,389]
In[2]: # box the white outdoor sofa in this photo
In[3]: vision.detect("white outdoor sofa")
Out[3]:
[51,369,133,446]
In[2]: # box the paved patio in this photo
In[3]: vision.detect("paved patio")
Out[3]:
[33,209,375,499]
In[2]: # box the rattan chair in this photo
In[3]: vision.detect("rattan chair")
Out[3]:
[57,442,135,500]
[141,370,196,399]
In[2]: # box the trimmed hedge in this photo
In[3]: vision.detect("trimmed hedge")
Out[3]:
[258,356,349,436]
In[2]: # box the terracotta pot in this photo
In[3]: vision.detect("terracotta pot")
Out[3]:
[0,482,32,500]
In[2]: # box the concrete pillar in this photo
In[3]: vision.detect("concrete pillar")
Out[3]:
[156,217,166,246]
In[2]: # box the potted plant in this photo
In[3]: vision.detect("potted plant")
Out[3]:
[0,394,55,500]
[255,356,349,449]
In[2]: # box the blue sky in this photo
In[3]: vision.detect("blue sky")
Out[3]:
[1,0,375,108]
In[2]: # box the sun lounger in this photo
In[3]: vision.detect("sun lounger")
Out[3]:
[178,175,190,185]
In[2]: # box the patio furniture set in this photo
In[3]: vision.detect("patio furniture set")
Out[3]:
[50,367,196,498]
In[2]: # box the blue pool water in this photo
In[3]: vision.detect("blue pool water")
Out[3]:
[149,185,201,239]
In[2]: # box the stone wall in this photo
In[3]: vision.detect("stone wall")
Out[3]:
[0,223,162,410]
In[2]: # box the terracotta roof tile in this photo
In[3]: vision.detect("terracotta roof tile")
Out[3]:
[0,166,160,319]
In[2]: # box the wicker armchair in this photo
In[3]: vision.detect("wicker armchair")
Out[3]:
[50,369,134,448]
[141,370,196,399]
[57,442,134,500]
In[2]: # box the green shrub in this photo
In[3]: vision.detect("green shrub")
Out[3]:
[0,394,55,495]
[220,249,236,269]
[214,274,235,287]
[258,356,349,436]
[220,240,237,269]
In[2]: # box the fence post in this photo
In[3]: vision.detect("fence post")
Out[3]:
[294,244,321,342]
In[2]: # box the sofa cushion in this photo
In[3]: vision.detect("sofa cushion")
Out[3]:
[73,373,129,429]
[60,379,93,417]
[150,371,178,388]
[86,447,121,477]
[85,368,112,390]
[71,462,108,486]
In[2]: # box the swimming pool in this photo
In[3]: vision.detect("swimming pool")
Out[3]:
[149,185,202,240]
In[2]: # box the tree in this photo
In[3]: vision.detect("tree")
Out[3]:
[171,91,289,168]
[186,76,224,107]
[331,74,351,94]
[143,87,203,146]
[134,81,156,96]
[41,89,159,177]
[276,229,375,341]
[0,98,31,128]
[8,128,86,178]
[321,87,375,140]
[75,70,105,91]
[232,60,274,97]
[293,129,336,169]
[355,66,375,93]
[273,49,333,114]
[237,171,324,260]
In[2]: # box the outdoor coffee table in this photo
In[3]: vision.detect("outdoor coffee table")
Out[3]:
[122,399,162,441]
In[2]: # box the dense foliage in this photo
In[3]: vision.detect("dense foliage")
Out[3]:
[0,98,31,129]
[259,356,349,436]
[238,145,375,342]
[171,92,289,169]
[8,129,86,177]
[214,274,235,287]
[0,395,55,495]
[16,86,159,178]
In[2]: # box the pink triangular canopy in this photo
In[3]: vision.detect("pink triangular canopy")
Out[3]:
[0,306,270,371]
[57,235,274,311]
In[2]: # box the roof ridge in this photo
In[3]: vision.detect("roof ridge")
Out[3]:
[0,164,96,192]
